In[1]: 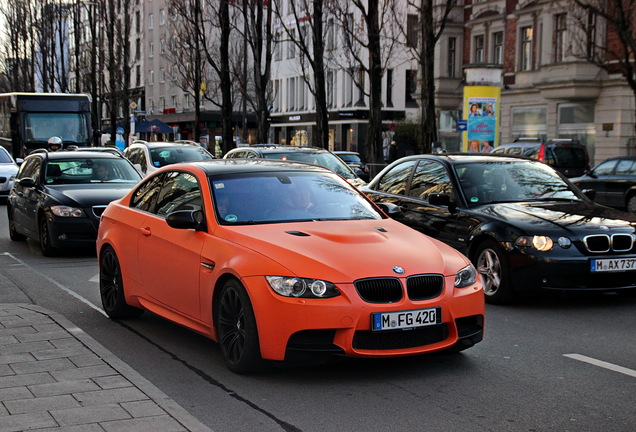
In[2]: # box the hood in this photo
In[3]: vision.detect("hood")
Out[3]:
[218,219,469,282]
[478,200,636,235]
[46,184,137,208]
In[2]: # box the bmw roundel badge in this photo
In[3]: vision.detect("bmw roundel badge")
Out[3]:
[393,266,405,275]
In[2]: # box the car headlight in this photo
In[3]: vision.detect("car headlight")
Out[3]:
[455,264,478,288]
[515,235,554,251]
[266,276,340,298]
[50,205,86,218]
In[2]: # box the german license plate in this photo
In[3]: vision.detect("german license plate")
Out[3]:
[371,307,441,332]
[590,258,636,272]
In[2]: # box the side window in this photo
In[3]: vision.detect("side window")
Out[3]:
[594,160,618,176]
[408,160,454,200]
[155,171,202,217]
[375,160,416,195]
[245,151,258,159]
[131,174,164,213]
[613,160,632,176]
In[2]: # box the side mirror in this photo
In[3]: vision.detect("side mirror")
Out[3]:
[18,177,36,187]
[429,193,458,213]
[375,202,402,216]
[166,210,206,231]
[582,189,596,200]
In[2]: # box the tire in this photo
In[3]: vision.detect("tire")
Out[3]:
[215,279,263,374]
[39,214,57,257]
[473,239,517,305]
[627,194,636,214]
[99,246,144,319]
[7,206,26,241]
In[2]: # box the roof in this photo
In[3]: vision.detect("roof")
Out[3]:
[186,158,336,176]
[27,149,123,161]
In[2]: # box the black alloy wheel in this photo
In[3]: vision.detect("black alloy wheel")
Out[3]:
[473,239,516,305]
[38,214,57,257]
[627,194,636,214]
[7,206,26,241]
[216,279,263,374]
[99,246,144,319]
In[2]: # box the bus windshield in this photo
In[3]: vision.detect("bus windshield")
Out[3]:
[24,113,90,143]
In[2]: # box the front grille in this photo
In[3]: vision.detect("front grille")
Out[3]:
[92,205,108,218]
[355,278,402,303]
[407,275,444,300]
[584,234,634,253]
[353,324,448,350]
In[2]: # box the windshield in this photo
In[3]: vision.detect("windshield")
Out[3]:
[212,172,380,224]
[263,152,357,179]
[454,160,581,206]
[44,158,141,184]
[0,148,13,163]
[150,146,213,167]
[24,113,90,143]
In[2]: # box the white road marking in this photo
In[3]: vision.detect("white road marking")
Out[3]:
[564,353,636,378]
[89,273,100,283]
[3,252,107,317]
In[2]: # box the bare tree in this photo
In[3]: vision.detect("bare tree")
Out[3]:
[0,0,38,91]
[330,0,400,165]
[166,0,206,142]
[571,0,636,137]
[272,0,329,149]
[237,0,274,144]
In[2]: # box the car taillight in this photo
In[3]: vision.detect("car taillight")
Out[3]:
[537,143,545,161]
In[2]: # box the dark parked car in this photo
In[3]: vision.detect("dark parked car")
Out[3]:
[333,151,369,181]
[224,145,366,186]
[571,156,636,213]
[492,138,590,177]
[362,153,636,304]
[7,149,142,256]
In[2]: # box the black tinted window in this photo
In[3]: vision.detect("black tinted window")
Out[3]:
[408,160,454,200]
[155,172,202,217]
[131,174,164,212]
[593,160,617,176]
[376,161,416,195]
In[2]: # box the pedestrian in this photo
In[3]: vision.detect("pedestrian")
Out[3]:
[388,140,398,163]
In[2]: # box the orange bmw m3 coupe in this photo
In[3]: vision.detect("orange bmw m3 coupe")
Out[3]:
[96,159,484,373]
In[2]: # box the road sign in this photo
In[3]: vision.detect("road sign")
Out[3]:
[130,102,138,110]
[457,120,467,132]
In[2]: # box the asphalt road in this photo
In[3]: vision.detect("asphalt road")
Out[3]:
[1,202,635,432]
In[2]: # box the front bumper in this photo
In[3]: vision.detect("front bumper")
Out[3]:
[242,275,485,361]
[45,212,100,248]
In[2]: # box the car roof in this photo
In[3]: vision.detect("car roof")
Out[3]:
[183,158,336,176]
[395,153,533,164]
[28,149,124,160]
[333,151,360,155]
[241,145,330,153]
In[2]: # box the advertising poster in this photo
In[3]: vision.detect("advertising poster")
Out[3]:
[463,86,501,152]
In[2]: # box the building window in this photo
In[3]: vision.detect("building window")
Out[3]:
[287,77,295,111]
[405,70,418,107]
[149,99,155,115]
[344,70,354,107]
[511,106,547,140]
[184,93,190,109]
[172,95,177,109]
[273,79,281,112]
[520,26,533,71]
[327,70,334,108]
[492,32,503,65]
[148,14,153,30]
[586,11,596,59]
[135,65,141,87]
[135,11,140,33]
[135,38,141,60]
[327,19,334,51]
[473,34,485,63]
[274,30,282,61]
[160,39,165,55]
[287,29,296,59]
[160,9,166,25]
[344,13,354,47]
[555,14,567,63]
[447,37,456,77]
[149,42,154,57]
[148,70,154,85]
[160,68,165,82]
[386,69,393,107]
[160,97,165,112]
[406,14,418,48]
[356,69,365,106]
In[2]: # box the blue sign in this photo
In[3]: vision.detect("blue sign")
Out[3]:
[457,120,467,131]
[116,127,125,135]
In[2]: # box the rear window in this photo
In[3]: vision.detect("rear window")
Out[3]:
[547,146,588,168]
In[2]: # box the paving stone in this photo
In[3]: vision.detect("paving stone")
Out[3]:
[33,346,91,361]
[16,331,72,343]
[73,387,148,406]
[0,385,33,402]
[0,372,55,389]
[121,400,167,418]
[0,352,34,365]
[101,414,187,432]
[69,353,104,368]
[51,364,117,381]
[10,358,76,374]
[29,378,101,397]
[4,394,81,415]
[0,412,58,432]
[0,340,55,355]
[93,375,134,390]
[50,403,131,426]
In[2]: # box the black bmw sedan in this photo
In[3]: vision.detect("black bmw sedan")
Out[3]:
[361,153,636,304]
[7,149,142,256]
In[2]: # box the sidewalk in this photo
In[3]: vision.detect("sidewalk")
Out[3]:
[0,303,214,432]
